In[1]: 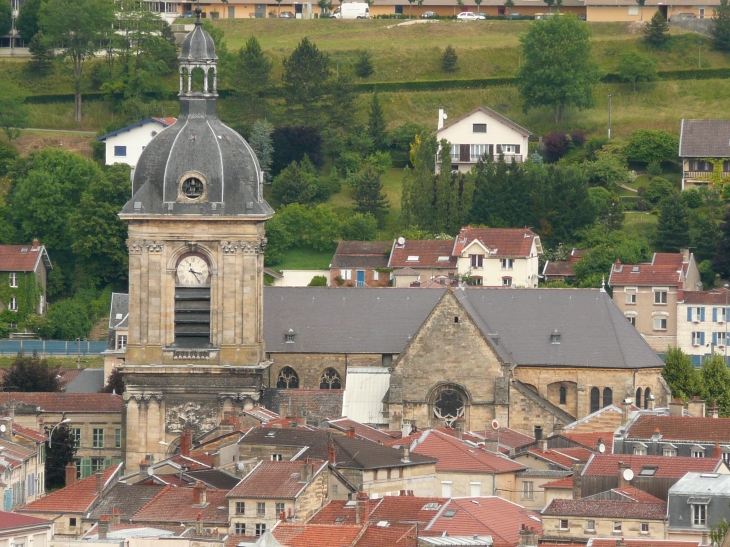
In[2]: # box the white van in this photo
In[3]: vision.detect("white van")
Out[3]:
[331,2,370,18]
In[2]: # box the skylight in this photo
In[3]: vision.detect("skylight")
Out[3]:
[377,521,390,527]
[639,466,657,476]
[407,256,419,262]
[422,503,441,511]
[437,256,450,262]
[335,516,346,523]
[443,510,457,518]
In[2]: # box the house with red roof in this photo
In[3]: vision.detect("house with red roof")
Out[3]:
[608,250,701,352]
[0,239,52,328]
[0,511,53,547]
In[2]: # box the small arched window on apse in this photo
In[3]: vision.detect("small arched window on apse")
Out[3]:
[320,368,342,389]
[276,367,299,389]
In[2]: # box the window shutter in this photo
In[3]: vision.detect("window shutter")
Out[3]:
[714,308,718,322]
[496,144,502,153]
[103,457,112,470]
[701,332,706,346]
[515,145,521,154]
[714,332,718,345]
[701,307,706,322]
[81,458,92,479]
[688,307,693,322]
[112,457,122,465]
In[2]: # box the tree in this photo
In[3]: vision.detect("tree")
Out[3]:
[234,37,272,122]
[701,353,730,415]
[516,14,600,123]
[249,120,274,182]
[0,82,30,142]
[408,0,415,17]
[2,355,60,392]
[441,45,458,73]
[636,0,646,20]
[16,0,42,41]
[690,211,721,263]
[475,0,483,13]
[272,158,320,205]
[617,50,657,92]
[643,10,670,48]
[625,129,679,164]
[282,38,331,125]
[367,92,388,152]
[101,367,125,394]
[354,164,390,226]
[714,0,730,51]
[504,0,514,13]
[714,207,730,279]
[354,50,374,78]
[271,125,323,176]
[317,0,333,14]
[45,424,78,490]
[342,213,378,240]
[39,0,115,122]
[654,192,691,252]
[28,31,55,75]
[0,0,9,36]
[662,347,701,400]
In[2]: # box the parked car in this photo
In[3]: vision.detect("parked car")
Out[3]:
[421,11,437,18]
[181,10,194,17]
[505,12,521,19]
[678,12,696,18]
[279,10,294,17]
[456,11,485,20]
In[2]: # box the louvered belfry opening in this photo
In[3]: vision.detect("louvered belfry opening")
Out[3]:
[174,286,211,347]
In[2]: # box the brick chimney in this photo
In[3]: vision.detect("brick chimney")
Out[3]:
[355,491,370,524]
[455,424,463,440]
[65,462,77,487]
[180,429,193,457]
[112,508,121,525]
[300,462,313,483]
[687,397,706,418]
[715,443,721,458]
[195,513,202,535]
[96,472,105,500]
[572,463,585,500]
[710,403,719,419]
[346,427,356,438]
[98,515,110,539]
[618,461,631,488]
[669,400,684,417]
[518,525,539,547]
[621,398,632,426]
[192,481,207,506]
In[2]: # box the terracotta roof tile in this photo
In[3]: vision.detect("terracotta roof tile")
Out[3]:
[561,432,613,453]
[611,486,665,504]
[20,464,122,513]
[131,485,229,524]
[0,392,122,413]
[168,454,214,470]
[471,429,534,449]
[227,460,327,499]
[625,414,730,443]
[526,448,590,468]
[683,289,730,304]
[583,454,724,479]
[12,423,48,442]
[411,430,526,473]
[589,539,699,547]
[542,476,574,489]
[0,510,52,529]
[389,240,457,270]
[273,523,363,547]
[543,499,666,520]
[453,227,539,258]
[328,418,397,445]
[543,261,576,277]
[309,496,449,527]
[608,263,683,287]
[653,253,684,268]
[0,242,48,272]
[355,524,417,547]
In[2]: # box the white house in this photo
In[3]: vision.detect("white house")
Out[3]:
[435,106,532,173]
[677,288,730,366]
[453,226,542,287]
[97,117,176,168]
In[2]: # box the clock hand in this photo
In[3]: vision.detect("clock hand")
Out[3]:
[189,268,201,283]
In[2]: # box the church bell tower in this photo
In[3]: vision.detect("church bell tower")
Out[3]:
[118,8,274,470]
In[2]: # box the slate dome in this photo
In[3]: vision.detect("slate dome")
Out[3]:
[121,10,272,218]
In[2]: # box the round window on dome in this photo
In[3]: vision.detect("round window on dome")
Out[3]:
[182,177,204,199]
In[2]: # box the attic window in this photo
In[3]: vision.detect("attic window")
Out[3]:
[437,256,450,262]
[473,123,487,133]
[407,256,419,262]
[335,516,346,523]
[632,266,640,273]
[344,501,357,507]
[115,313,123,320]
[639,466,657,476]
[422,503,441,510]
[265,431,276,438]
[443,510,457,518]
[20,248,28,253]
[285,329,296,343]
[376,521,390,527]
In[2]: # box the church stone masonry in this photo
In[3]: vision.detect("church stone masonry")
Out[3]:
[118,10,274,471]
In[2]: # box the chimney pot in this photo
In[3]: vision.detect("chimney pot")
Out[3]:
[193,481,206,506]
[65,462,77,487]
[98,515,110,539]
[355,491,370,524]
[328,441,337,464]
[96,472,104,500]
[346,427,356,438]
[180,429,193,457]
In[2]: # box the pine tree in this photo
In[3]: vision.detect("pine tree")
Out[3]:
[400,166,413,228]
[250,119,274,182]
[714,207,730,278]
[441,45,458,73]
[354,164,389,226]
[654,192,691,252]
[354,50,374,78]
[662,347,701,400]
[28,31,55,75]
[459,172,475,228]
[713,0,730,52]
[643,10,670,48]
[235,36,273,121]
[367,92,388,152]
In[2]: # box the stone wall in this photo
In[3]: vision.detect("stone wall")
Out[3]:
[259,389,343,424]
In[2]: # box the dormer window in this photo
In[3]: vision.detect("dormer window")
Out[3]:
[285,329,296,343]
[551,330,561,344]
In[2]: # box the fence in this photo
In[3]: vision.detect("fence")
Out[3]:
[0,340,108,356]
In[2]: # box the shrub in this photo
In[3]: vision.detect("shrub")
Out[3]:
[643,177,675,208]
[342,212,378,240]
[441,45,458,73]
[625,129,679,164]
[308,275,327,286]
[646,160,663,176]
[570,130,586,147]
[682,188,703,208]
[544,131,569,162]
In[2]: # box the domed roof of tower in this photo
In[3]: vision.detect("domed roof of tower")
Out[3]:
[179,6,217,61]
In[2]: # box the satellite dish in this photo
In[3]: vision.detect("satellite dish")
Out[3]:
[397,237,406,246]
[622,468,634,482]
[598,443,606,453]
[0,424,5,433]
[147,467,155,477]
[236,462,245,472]
[491,420,499,430]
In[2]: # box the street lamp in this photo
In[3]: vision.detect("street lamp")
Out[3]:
[48,418,71,447]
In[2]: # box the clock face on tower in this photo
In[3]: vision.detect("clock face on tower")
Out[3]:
[176,255,210,287]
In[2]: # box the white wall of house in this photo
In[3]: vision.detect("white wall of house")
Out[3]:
[677,302,730,364]
[1,522,53,547]
[455,240,540,287]
[270,270,330,287]
[103,122,168,167]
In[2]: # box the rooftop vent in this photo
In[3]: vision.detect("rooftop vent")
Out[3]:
[550,329,561,344]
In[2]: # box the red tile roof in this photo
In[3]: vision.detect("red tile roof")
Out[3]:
[561,432,613,453]
[472,428,534,449]
[12,423,48,442]
[273,523,363,547]
[329,418,397,445]
[589,540,699,547]
[426,497,542,547]
[453,227,539,258]
[411,430,526,473]
[0,392,122,413]
[611,486,665,504]
[310,496,449,527]
[227,460,327,499]
[526,448,590,468]
[168,454,214,470]
[153,117,177,126]
[683,289,730,304]
[609,263,683,287]
[652,253,684,268]
[543,498,667,520]
[583,454,725,479]
[542,476,574,489]
[543,261,576,277]
[0,241,48,272]
[355,524,417,547]
[131,485,228,524]
[388,240,457,269]
[625,414,730,443]
[0,510,52,529]
[20,463,122,513]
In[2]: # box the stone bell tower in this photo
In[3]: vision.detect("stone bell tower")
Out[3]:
[118,7,274,471]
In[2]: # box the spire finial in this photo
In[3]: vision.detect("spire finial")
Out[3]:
[194,0,202,25]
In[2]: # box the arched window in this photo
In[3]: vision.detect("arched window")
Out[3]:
[320,368,342,389]
[636,387,643,409]
[644,387,651,409]
[559,385,567,405]
[276,367,299,389]
[191,67,205,92]
[590,387,600,413]
[433,388,465,428]
[603,387,613,408]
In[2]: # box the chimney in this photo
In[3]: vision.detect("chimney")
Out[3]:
[401,445,410,463]
[572,463,585,500]
[647,394,655,410]
[193,481,206,506]
[618,461,631,488]
[98,515,110,539]
[1,416,12,438]
[710,403,719,419]
[669,400,684,417]
[355,491,370,525]
[553,423,564,436]
[401,420,412,439]
[621,398,632,426]
[180,429,193,457]
[65,462,77,487]
[139,460,150,478]
[518,525,539,547]
[300,462,313,483]
[279,510,286,521]
[539,438,548,453]
[96,472,105,500]
[702,531,711,546]
[687,397,706,418]
[682,248,690,263]
[715,443,722,459]
[195,513,202,535]
[32,238,40,250]
[437,107,446,130]
[455,424,463,440]
[112,508,121,525]
[346,427,356,438]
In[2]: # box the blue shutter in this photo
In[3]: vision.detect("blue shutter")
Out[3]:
[714,332,718,345]
[3,489,11,511]
[688,307,693,322]
[701,308,706,322]
[701,332,706,346]
[714,308,718,322]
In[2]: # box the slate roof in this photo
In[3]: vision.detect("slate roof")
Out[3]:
[583,454,725,479]
[436,107,532,138]
[409,430,526,473]
[683,289,730,304]
[87,484,167,521]
[624,414,730,443]
[96,117,176,142]
[327,418,397,445]
[388,241,458,269]
[454,288,664,369]
[65,368,105,393]
[227,460,328,499]
[331,241,392,270]
[131,485,228,524]
[109,293,129,329]
[452,227,540,258]
[239,427,437,470]
[0,393,122,413]
[0,511,51,530]
[542,499,667,520]
[669,471,730,495]
[679,119,730,157]
[263,287,445,354]
[0,241,52,272]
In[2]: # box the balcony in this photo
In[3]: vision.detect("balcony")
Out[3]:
[437,154,524,164]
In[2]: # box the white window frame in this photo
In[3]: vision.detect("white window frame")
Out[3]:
[522,481,534,500]
[627,316,636,326]
[502,277,512,287]
[501,258,514,270]
[441,481,452,498]
[9,272,17,288]
[586,520,595,532]
[691,307,703,322]
[373,270,379,281]
[692,503,707,526]
[626,292,637,304]
[719,308,728,323]
[116,334,127,350]
[470,254,484,269]
[342,269,352,281]
[470,482,481,497]
[692,448,705,458]
[235,501,245,514]
[502,144,517,154]
[613,522,622,533]
[634,446,646,455]
[654,289,668,305]
[234,523,246,534]
[9,296,17,312]
[692,331,703,346]
[663,447,677,457]
[719,332,728,347]
[559,519,569,530]
[641,522,650,534]
[472,123,487,133]
[654,317,667,330]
